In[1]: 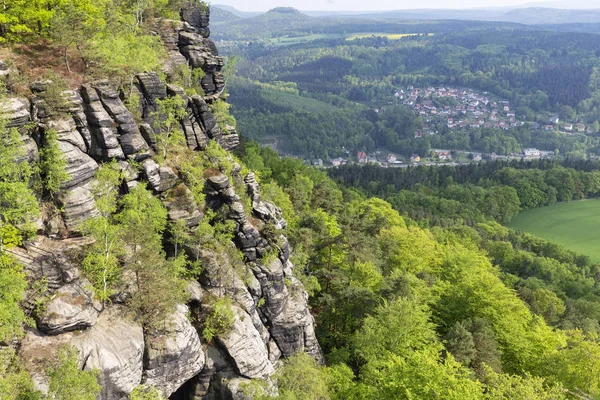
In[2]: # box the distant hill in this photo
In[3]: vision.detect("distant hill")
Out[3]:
[340,9,509,21]
[501,7,600,24]
[210,6,242,24]
[212,4,260,18]
[211,7,327,40]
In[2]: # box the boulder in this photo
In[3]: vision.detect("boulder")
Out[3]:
[76,307,145,400]
[36,279,101,335]
[47,118,87,152]
[144,305,205,397]
[136,72,167,104]
[158,166,178,192]
[142,159,161,190]
[216,305,274,379]
[139,123,158,151]
[206,173,230,191]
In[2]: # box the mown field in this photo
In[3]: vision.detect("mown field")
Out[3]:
[509,199,600,262]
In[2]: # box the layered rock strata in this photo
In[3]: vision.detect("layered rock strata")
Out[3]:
[2,4,322,399]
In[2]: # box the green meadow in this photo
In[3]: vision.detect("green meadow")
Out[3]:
[509,199,600,262]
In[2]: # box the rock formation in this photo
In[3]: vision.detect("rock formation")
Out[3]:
[3,3,322,399]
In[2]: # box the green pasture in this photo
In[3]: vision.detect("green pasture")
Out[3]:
[508,199,600,262]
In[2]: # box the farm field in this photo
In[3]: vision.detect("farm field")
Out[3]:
[345,32,432,40]
[508,199,600,262]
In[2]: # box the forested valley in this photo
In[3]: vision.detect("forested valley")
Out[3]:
[224,21,600,160]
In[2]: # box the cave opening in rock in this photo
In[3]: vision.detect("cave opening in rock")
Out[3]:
[170,375,201,400]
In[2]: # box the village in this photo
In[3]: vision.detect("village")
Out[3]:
[306,85,591,168]
[397,85,591,135]
[307,147,556,169]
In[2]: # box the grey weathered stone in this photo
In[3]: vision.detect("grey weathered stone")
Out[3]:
[216,305,274,379]
[57,140,98,190]
[164,184,203,227]
[142,159,161,190]
[19,330,75,394]
[144,305,205,397]
[180,3,211,37]
[206,172,230,191]
[37,279,101,335]
[59,181,99,232]
[0,97,30,128]
[47,118,87,152]
[76,307,145,400]
[137,72,167,104]
[220,132,240,151]
[186,281,203,303]
[139,123,158,151]
[158,166,179,192]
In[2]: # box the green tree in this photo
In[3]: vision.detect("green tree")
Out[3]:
[202,296,235,342]
[117,184,185,328]
[81,162,123,304]
[47,345,101,400]
[129,385,165,400]
[153,95,187,162]
[0,348,39,400]
[49,0,104,72]
[38,129,69,197]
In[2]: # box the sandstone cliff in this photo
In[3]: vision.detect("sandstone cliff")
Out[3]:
[1,4,321,399]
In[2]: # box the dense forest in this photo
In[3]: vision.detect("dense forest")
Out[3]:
[237,142,600,399]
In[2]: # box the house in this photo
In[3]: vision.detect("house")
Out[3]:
[577,123,586,132]
[472,153,482,162]
[357,152,368,163]
[545,125,554,131]
[564,123,573,131]
[410,154,421,163]
[433,150,452,160]
[415,131,423,138]
[331,157,345,167]
[524,148,541,158]
[386,154,398,163]
[312,159,323,167]
[549,116,560,124]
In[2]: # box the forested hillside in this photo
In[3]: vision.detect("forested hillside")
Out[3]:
[237,143,600,399]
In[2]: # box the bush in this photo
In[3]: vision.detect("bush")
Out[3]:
[203,296,235,342]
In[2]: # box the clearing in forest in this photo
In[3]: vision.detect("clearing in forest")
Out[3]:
[509,199,600,262]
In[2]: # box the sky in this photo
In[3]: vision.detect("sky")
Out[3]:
[214,0,598,12]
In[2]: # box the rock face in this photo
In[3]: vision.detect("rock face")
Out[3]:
[144,305,205,397]
[36,279,100,335]
[14,3,321,399]
[216,306,275,379]
[76,308,145,400]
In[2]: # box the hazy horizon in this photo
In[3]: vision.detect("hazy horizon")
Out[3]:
[214,0,600,12]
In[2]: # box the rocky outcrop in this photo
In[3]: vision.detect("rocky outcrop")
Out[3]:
[217,305,274,379]
[76,308,145,400]
[13,3,320,399]
[36,279,100,335]
[144,305,205,397]
[0,97,30,128]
